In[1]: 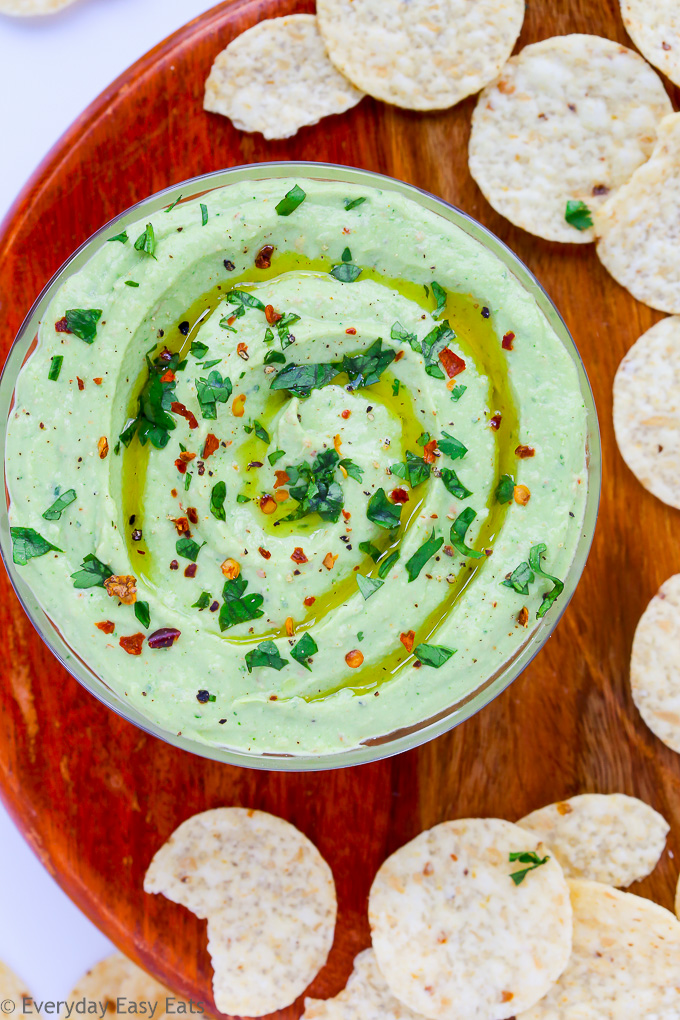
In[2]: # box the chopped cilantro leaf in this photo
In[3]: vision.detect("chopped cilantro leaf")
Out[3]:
[450,384,467,401]
[245,640,288,672]
[509,851,550,885]
[366,488,402,530]
[291,632,318,670]
[565,200,593,231]
[64,308,102,343]
[192,591,211,610]
[219,576,264,631]
[190,340,209,359]
[42,488,76,521]
[200,203,208,226]
[176,537,204,562]
[196,370,232,419]
[107,230,128,243]
[275,184,306,216]
[495,475,515,504]
[228,289,266,312]
[331,262,362,283]
[133,223,157,258]
[414,643,456,668]
[438,431,467,460]
[406,529,444,582]
[357,575,384,600]
[11,527,62,566]
[70,552,112,588]
[210,481,227,521]
[390,451,431,489]
[440,466,472,500]
[450,507,483,559]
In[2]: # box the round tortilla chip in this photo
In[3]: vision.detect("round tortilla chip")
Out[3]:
[302,949,424,1020]
[621,1,680,88]
[203,14,363,140]
[144,807,337,1017]
[630,573,680,754]
[316,0,524,111]
[368,818,572,1020]
[595,112,680,312]
[0,961,33,1020]
[69,953,188,1017]
[468,34,672,243]
[521,880,680,1017]
[613,316,680,509]
[518,793,669,888]
[0,0,77,13]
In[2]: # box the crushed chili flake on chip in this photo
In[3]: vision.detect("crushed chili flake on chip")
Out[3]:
[104,574,137,604]
[98,436,109,459]
[439,348,466,378]
[400,630,415,652]
[390,488,409,503]
[95,620,115,634]
[258,546,271,559]
[502,331,515,350]
[203,433,220,459]
[171,401,199,429]
[119,633,144,655]
[515,444,535,458]
[265,304,282,325]
[291,547,308,564]
[323,551,339,570]
[423,439,439,464]
[255,244,274,269]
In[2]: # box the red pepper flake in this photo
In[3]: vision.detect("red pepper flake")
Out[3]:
[93,377,103,386]
[502,331,515,351]
[390,488,409,504]
[341,509,351,521]
[187,507,199,525]
[77,377,85,391]
[489,413,502,430]
[394,350,404,361]
[274,469,290,488]
[148,627,181,649]
[663,40,672,50]
[202,433,220,459]
[515,444,535,458]
[95,620,115,634]
[255,244,274,269]
[291,547,308,564]
[171,516,191,536]
[259,494,277,514]
[161,370,176,383]
[184,563,198,578]
[55,316,72,333]
[119,633,144,656]
[303,596,316,607]
[439,348,466,378]
[258,546,271,560]
[174,450,196,474]
[345,327,357,335]
[518,606,529,627]
[171,488,178,498]
[237,342,249,360]
[171,402,199,429]
[423,439,439,464]
[159,347,173,361]
[227,315,237,327]
[265,304,282,325]
[98,436,109,459]
[341,409,351,419]
[169,559,179,570]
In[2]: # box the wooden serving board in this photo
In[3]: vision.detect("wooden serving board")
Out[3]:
[1,0,679,1014]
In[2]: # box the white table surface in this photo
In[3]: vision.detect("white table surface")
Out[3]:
[0,0,219,1002]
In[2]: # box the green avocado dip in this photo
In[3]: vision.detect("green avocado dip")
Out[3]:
[5,177,589,755]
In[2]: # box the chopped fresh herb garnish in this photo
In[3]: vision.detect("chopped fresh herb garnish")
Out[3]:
[392,379,400,396]
[450,384,467,401]
[330,262,362,283]
[431,281,447,316]
[529,544,564,618]
[438,431,467,460]
[421,320,456,379]
[176,537,203,562]
[11,527,62,566]
[271,361,338,398]
[405,529,444,582]
[366,488,402,530]
[244,420,269,443]
[268,449,285,466]
[210,481,227,521]
[219,576,264,631]
[71,552,112,588]
[450,507,483,558]
[414,643,456,668]
[495,474,515,504]
[344,196,366,210]
[341,246,352,262]
[236,494,250,504]
[377,549,400,578]
[219,317,238,333]
[359,541,381,562]
[340,338,395,388]
[119,348,185,450]
[245,640,287,672]
[565,200,593,231]
[357,574,384,600]
[196,369,232,419]
[184,472,193,491]
[48,355,63,381]
[200,203,208,226]
[390,451,431,489]
[281,449,345,523]
[416,432,430,447]
[42,488,76,521]
[125,281,140,287]
[108,230,128,243]
[192,591,211,610]
[134,600,150,629]
[164,194,182,212]
[190,340,209,359]
[391,320,419,351]
[277,312,300,348]
[133,222,157,258]
[291,631,318,670]
[64,308,102,343]
[509,851,550,885]
[200,359,222,370]
[264,349,286,366]
[503,560,535,595]
[440,467,472,500]
[339,457,363,482]
[228,289,266,312]
[264,326,274,343]
[357,631,364,641]
[275,184,306,216]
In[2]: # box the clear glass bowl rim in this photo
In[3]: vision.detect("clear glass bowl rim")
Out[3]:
[0,161,601,772]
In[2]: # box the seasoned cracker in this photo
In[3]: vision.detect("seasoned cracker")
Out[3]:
[518,793,669,888]
[145,808,337,1017]
[368,818,572,1019]
[613,316,680,508]
[0,0,77,13]
[595,112,680,312]
[621,1,680,88]
[204,15,363,140]
[521,879,680,1017]
[69,953,188,1017]
[469,34,672,243]
[0,961,33,1020]
[316,0,524,111]
[630,573,680,754]
[302,949,424,1020]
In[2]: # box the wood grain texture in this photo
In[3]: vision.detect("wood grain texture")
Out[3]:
[1,0,680,1016]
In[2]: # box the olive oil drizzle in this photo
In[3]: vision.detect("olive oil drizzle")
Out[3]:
[119,253,520,698]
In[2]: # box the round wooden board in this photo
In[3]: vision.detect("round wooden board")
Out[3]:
[1,0,680,1015]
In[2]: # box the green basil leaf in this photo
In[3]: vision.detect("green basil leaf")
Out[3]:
[133,222,157,258]
[502,560,534,595]
[357,574,384,600]
[107,230,128,243]
[190,340,209,359]
[438,431,467,461]
[268,449,286,466]
[210,481,227,521]
[344,196,366,210]
[405,529,443,582]
[339,457,363,482]
[70,552,112,588]
[275,184,306,216]
[528,543,564,618]
[176,538,204,562]
[440,466,472,500]
[200,203,208,226]
[341,246,352,262]
[48,355,63,381]
[42,488,76,521]
[134,600,150,629]
[245,639,288,672]
[192,591,212,610]
[509,851,550,885]
[431,281,447,316]
[390,451,430,489]
[391,320,420,351]
[228,289,266,311]
[64,308,102,343]
[377,549,399,579]
[495,475,515,504]
[450,507,483,558]
[565,200,593,231]
[264,349,286,365]
[11,527,62,566]
[359,541,381,562]
[270,361,338,397]
[219,576,264,630]
[450,384,467,401]
[331,262,362,283]
[366,488,402,530]
[290,631,318,671]
[414,643,456,668]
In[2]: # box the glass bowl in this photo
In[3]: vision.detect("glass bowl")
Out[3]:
[0,162,601,771]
